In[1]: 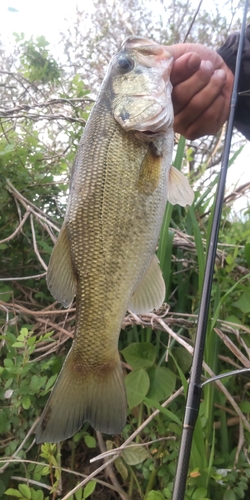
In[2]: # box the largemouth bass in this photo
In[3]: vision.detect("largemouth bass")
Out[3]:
[36,36,193,443]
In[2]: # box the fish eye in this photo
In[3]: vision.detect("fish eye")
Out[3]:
[117,57,134,73]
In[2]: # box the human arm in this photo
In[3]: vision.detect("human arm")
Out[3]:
[217,24,250,139]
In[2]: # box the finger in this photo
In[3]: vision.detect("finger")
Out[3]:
[170,52,201,86]
[174,93,227,139]
[182,95,227,139]
[173,68,227,129]
[172,60,215,114]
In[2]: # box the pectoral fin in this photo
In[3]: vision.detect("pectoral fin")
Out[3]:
[128,254,165,314]
[167,166,194,207]
[47,223,76,307]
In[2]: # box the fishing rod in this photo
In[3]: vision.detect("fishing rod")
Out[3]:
[172,1,249,498]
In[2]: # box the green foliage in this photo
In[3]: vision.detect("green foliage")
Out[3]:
[122,342,156,369]
[0,327,58,441]
[14,33,61,84]
[5,485,46,499]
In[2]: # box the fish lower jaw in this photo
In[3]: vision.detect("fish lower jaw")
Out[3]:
[134,130,166,141]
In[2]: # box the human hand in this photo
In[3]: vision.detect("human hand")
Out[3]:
[167,43,234,140]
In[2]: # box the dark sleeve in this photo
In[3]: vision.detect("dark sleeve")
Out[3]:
[217,24,250,140]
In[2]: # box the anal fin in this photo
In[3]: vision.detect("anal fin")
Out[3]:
[47,222,76,307]
[128,254,165,314]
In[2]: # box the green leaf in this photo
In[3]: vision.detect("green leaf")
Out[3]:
[144,397,181,426]
[232,487,244,499]
[41,466,50,475]
[19,328,29,340]
[192,487,207,499]
[18,484,31,499]
[125,369,150,408]
[145,491,165,500]
[226,315,241,325]
[147,366,176,402]
[0,285,12,302]
[0,144,15,155]
[239,401,250,413]
[0,411,8,433]
[31,489,44,500]
[30,375,47,392]
[163,486,172,499]
[5,489,22,498]
[223,491,237,500]
[84,434,96,448]
[75,488,83,500]
[4,358,13,368]
[22,396,31,410]
[114,456,128,480]
[121,342,156,369]
[233,290,250,314]
[122,445,149,465]
[0,480,5,497]
[171,346,192,375]
[12,342,25,348]
[45,374,57,391]
[225,254,234,265]
[244,242,250,267]
[83,480,96,499]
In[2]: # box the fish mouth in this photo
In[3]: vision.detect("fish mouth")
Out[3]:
[112,36,174,135]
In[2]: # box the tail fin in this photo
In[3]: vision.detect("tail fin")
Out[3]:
[36,348,127,443]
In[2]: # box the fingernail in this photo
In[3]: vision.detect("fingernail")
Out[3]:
[214,68,226,81]
[200,60,214,72]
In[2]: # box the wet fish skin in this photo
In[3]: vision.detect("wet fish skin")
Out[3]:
[36,36,193,443]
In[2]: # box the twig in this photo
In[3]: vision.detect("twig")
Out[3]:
[0,273,47,281]
[215,328,250,368]
[96,432,131,500]
[0,458,127,494]
[0,210,30,244]
[0,303,9,348]
[1,112,86,124]
[6,180,60,232]
[182,0,203,42]
[30,215,48,271]
[91,437,175,463]
[234,418,245,465]
[0,418,39,473]
[0,96,93,116]
[11,476,52,491]
[0,300,75,316]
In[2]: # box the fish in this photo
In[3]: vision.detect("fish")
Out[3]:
[36,36,194,443]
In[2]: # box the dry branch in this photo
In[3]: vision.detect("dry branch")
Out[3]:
[0,96,93,117]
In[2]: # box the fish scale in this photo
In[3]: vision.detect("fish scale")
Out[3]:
[36,36,194,443]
